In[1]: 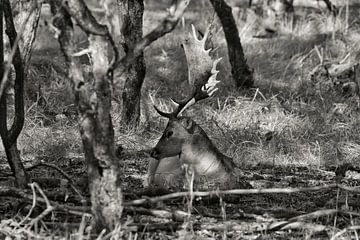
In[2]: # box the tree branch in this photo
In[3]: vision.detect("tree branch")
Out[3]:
[0,185,90,215]
[113,0,190,82]
[0,0,6,142]
[57,0,118,75]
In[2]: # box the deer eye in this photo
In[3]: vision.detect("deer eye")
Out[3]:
[165,130,173,138]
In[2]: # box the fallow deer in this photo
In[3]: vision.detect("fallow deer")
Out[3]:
[148,25,251,191]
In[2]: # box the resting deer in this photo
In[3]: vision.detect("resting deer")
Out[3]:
[147,25,251,191]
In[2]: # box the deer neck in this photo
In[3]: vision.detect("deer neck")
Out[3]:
[181,133,230,179]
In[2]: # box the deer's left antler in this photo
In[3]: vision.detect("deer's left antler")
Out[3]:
[155,24,222,118]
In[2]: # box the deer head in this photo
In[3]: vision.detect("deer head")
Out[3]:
[151,24,222,161]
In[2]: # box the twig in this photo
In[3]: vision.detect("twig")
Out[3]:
[26,162,86,204]
[125,184,360,206]
[0,185,90,216]
[27,183,55,228]
[17,183,38,227]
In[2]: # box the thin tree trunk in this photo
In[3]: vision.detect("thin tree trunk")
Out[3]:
[118,0,146,126]
[0,0,30,188]
[209,0,253,88]
[322,0,337,15]
[12,0,41,69]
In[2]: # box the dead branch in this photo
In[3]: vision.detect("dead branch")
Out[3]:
[126,219,325,233]
[268,209,360,231]
[26,162,86,203]
[125,184,360,206]
[331,225,360,240]
[124,206,189,221]
[0,185,90,216]
[289,209,360,221]
[113,0,190,81]
[127,222,183,232]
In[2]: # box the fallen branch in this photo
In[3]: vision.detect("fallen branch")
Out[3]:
[268,209,360,231]
[125,184,360,206]
[0,185,90,216]
[330,225,360,240]
[26,162,86,204]
[127,222,183,232]
[124,206,189,221]
[193,220,326,233]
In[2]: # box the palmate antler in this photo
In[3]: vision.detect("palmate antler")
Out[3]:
[155,24,222,118]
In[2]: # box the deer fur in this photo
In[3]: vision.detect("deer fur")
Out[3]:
[149,117,248,190]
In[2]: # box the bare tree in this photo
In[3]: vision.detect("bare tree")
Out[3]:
[118,0,146,126]
[51,0,190,232]
[0,0,41,188]
[209,0,253,88]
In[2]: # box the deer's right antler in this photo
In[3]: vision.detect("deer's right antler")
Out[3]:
[155,24,222,119]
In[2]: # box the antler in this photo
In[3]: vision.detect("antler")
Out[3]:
[155,24,222,118]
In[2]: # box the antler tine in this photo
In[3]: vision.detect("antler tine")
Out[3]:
[191,24,200,42]
[154,104,175,119]
[153,97,195,119]
[201,24,211,45]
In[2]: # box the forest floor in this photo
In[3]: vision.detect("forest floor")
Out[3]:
[1,1,360,239]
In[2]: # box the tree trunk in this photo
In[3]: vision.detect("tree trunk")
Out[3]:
[209,0,253,88]
[51,0,123,232]
[0,0,37,188]
[52,0,189,232]
[12,0,41,69]
[118,0,146,126]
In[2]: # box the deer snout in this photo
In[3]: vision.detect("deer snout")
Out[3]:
[150,149,161,160]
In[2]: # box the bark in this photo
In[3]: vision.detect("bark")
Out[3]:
[209,0,253,88]
[118,0,146,126]
[51,0,123,232]
[12,0,41,68]
[322,0,337,15]
[0,0,29,188]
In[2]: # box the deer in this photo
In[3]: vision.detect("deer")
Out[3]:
[147,25,251,191]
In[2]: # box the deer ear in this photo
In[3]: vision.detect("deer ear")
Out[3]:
[181,118,195,133]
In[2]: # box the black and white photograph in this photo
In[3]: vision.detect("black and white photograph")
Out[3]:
[1,0,360,239]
